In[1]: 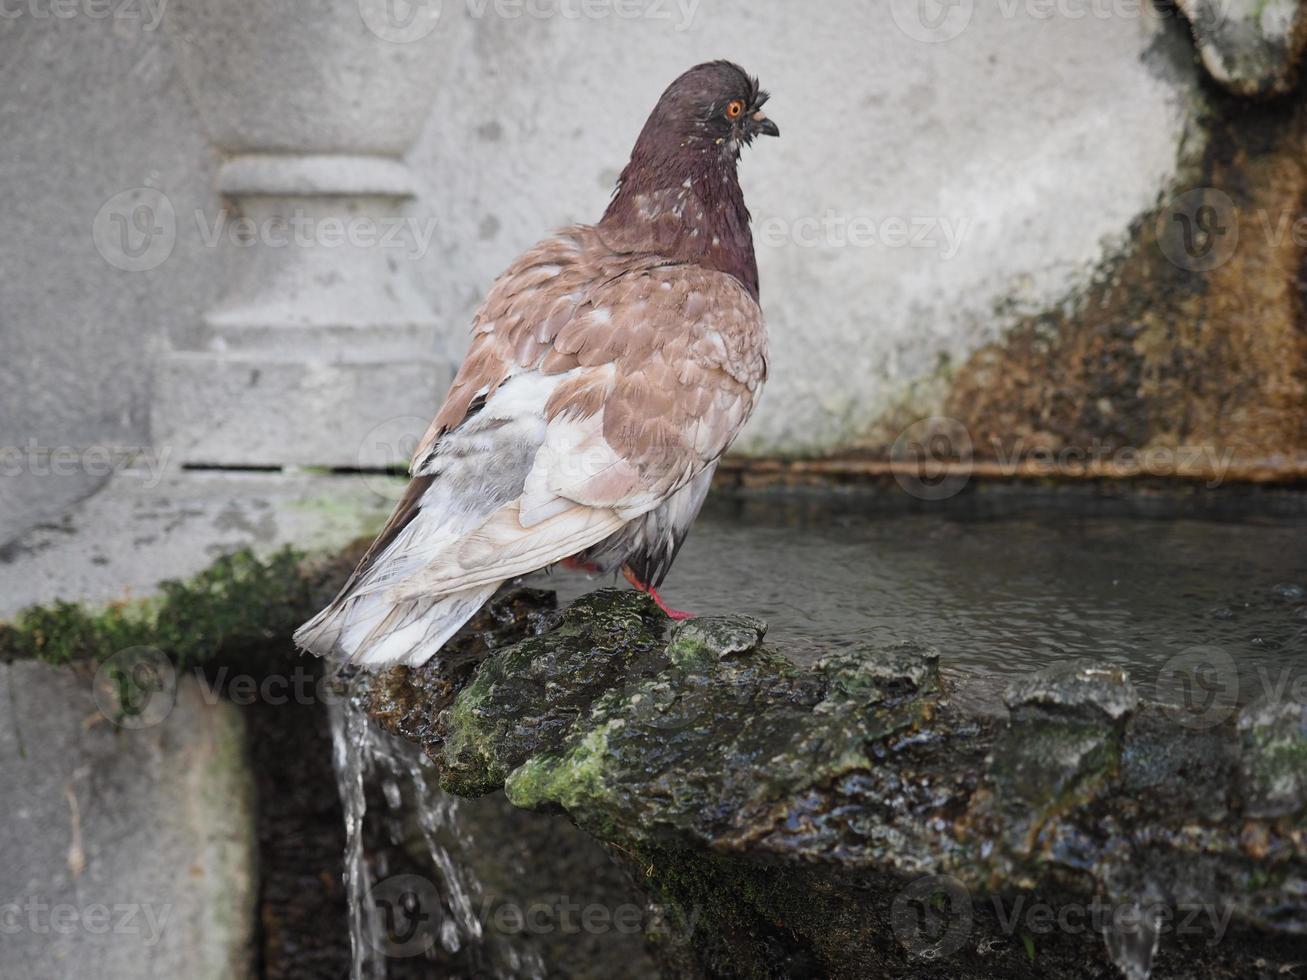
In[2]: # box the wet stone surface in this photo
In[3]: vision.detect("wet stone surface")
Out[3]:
[366,587,1307,979]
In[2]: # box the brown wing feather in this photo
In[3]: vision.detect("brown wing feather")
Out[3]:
[410,225,676,471]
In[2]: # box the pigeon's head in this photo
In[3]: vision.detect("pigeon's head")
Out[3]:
[638,60,779,160]
[604,61,775,298]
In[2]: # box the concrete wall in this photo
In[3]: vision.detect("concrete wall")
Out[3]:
[2,0,1304,543]
[0,661,256,979]
[409,2,1194,453]
[1,7,218,537]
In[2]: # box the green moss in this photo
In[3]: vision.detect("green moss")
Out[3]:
[505,723,615,813]
[1239,707,1307,817]
[0,547,314,671]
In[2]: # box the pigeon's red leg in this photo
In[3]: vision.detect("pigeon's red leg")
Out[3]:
[622,566,694,621]
[561,556,601,573]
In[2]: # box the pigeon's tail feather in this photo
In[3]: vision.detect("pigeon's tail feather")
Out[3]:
[293,582,500,668]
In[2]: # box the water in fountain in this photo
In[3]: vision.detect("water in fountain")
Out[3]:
[532,491,1307,705]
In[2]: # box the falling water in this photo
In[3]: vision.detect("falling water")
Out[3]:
[329,692,386,980]
[328,677,544,980]
[1102,901,1162,980]
[1099,875,1165,980]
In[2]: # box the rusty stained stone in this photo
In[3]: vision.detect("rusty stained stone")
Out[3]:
[941,86,1307,478]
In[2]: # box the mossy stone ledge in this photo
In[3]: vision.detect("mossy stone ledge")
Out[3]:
[367,588,1307,979]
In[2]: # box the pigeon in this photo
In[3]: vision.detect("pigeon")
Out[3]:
[295,61,779,668]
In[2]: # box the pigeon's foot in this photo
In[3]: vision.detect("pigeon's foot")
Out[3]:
[622,566,695,621]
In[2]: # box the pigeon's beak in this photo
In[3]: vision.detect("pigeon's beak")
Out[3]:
[750,109,780,138]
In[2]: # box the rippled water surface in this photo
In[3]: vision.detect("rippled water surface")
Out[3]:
[531,490,1307,705]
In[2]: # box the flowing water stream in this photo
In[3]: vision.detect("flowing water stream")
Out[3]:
[329,685,546,980]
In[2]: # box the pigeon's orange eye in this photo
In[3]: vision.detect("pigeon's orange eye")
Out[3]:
[726,100,745,119]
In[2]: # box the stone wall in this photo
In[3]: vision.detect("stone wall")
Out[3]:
[2,0,1305,541]
[0,663,256,980]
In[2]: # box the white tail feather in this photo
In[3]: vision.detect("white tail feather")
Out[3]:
[293,582,499,668]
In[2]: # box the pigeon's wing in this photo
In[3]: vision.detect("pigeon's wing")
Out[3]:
[407,226,668,470]
[331,226,624,596]
[382,243,768,600]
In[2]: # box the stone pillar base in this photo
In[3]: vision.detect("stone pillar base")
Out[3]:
[153,351,448,469]
[150,153,450,469]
